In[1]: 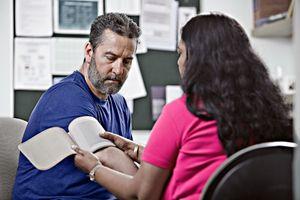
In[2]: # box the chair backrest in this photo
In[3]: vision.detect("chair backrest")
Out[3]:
[294,138,300,200]
[0,117,27,200]
[201,141,296,200]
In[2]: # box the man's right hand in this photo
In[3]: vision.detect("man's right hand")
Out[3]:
[100,132,144,163]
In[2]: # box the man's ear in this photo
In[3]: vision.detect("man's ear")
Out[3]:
[84,42,93,63]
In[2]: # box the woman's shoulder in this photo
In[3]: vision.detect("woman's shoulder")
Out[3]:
[163,94,208,124]
[164,94,186,110]
[163,94,189,118]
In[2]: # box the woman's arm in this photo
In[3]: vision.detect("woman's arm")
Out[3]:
[74,147,170,200]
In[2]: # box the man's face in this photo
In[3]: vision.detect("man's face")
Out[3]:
[88,29,137,95]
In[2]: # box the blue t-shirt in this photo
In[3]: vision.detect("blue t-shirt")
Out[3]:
[13,71,132,200]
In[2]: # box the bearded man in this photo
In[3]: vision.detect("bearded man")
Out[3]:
[13,13,141,200]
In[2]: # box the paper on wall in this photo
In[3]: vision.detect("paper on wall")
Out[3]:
[166,85,183,104]
[125,99,134,114]
[14,38,52,90]
[53,0,103,34]
[178,7,197,41]
[119,55,147,100]
[151,86,166,121]
[136,34,148,54]
[52,37,88,75]
[141,0,178,51]
[15,0,53,36]
[105,0,141,15]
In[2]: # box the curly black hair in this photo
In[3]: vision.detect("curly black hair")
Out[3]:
[181,13,293,155]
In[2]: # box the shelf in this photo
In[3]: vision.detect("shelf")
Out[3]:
[252,17,292,38]
[252,0,295,38]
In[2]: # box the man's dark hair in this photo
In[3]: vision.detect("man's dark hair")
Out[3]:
[181,13,293,156]
[89,13,141,50]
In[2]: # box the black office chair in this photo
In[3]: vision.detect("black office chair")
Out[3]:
[201,141,296,200]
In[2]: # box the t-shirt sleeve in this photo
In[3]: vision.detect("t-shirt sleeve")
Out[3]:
[142,105,181,169]
[40,83,97,131]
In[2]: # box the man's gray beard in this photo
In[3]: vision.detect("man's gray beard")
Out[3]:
[88,59,123,95]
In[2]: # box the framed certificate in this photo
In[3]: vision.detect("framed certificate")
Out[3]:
[53,0,103,34]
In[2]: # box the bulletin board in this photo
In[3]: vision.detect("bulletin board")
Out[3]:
[14,0,200,130]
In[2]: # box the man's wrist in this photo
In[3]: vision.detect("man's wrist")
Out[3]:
[94,146,115,165]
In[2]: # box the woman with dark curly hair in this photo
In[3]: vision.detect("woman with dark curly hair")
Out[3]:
[73,13,293,199]
[181,13,292,155]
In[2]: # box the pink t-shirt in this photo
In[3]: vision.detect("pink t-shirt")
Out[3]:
[142,95,227,200]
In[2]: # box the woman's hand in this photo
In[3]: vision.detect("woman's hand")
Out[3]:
[72,145,101,173]
[100,132,144,163]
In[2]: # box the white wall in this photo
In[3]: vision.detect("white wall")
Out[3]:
[0,0,13,117]
[294,0,300,150]
[293,0,300,199]
[201,0,295,77]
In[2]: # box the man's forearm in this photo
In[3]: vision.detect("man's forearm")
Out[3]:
[95,146,138,175]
